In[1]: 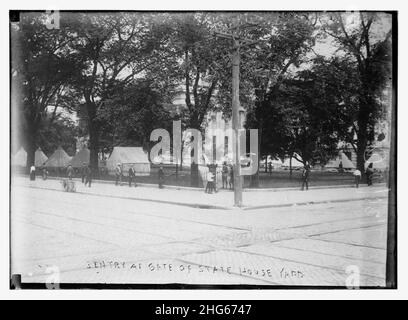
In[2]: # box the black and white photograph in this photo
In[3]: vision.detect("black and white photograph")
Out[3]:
[7,7,397,292]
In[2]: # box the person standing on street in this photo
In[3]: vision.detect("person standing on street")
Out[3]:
[228,165,234,190]
[366,163,374,186]
[301,162,311,191]
[268,162,273,176]
[158,165,165,189]
[128,166,136,187]
[67,165,74,180]
[81,162,87,183]
[29,165,36,181]
[222,162,228,189]
[42,168,48,180]
[353,169,362,188]
[115,163,122,186]
[84,165,92,187]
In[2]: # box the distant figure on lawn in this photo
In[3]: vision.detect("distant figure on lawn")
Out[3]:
[29,165,36,181]
[84,165,92,187]
[339,161,344,173]
[115,163,123,186]
[158,165,165,189]
[353,169,362,188]
[67,165,74,180]
[222,162,229,189]
[268,162,273,176]
[128,166,136,187]
[301,162,311,191]
[366,163,374,186]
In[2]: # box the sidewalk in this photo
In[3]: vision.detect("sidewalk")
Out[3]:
[12,176,389,210]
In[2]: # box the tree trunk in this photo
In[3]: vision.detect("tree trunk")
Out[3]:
[289,156,293,178]
[25,118,39,173]
[356,115,369,181]
[86,102,100,177]
[89,125,100,177]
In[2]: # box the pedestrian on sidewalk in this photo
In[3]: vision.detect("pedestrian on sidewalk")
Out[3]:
[366,163,374,186]
[42,168,48,180]
[222,162,228,189]
[339,161,344,173]
[158,165,165,189]
[84,165,92,187]
[353,169,362,188]
[29,165,36,181]
[268,162,273,176]
[301,162,311,191]
[128,166,136,187]
[206,171,214,194]
[81,162,87,183]
[67,165,74,180]
[228,164,234,190]
[115,163,123,186]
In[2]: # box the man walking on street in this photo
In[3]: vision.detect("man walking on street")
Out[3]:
[222,162,228,189]
[158,165,165,189]
[84,165,92,188]
[115,163,122,186]
[128,165,136,187]
[81,162,87,183]
[353,169,362,188]
[301,162,311,191]
[67,165,74,180]
[366,163,374,186]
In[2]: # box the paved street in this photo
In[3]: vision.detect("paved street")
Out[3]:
[11,177,389,287]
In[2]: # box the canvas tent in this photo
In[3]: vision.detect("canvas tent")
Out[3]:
[34,148,48,167]
[282,154,304,168]
[12,147,27,167]
[70,148,90,168]
[44,146,72,168]
[325,152,355,169]
[365,152,389,170]
[107,147,150,176]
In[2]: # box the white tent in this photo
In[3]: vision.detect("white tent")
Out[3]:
[69,148,90,168]
[282,154,304,168]
[325,152,355,169]
[44,146,72,168]
[35,148,48,167]
[365,152,389,170]
[107,147,150,176]
[12,147,27,167]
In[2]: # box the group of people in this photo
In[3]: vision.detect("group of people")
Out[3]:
[352,163,375,188]
[114,163,138,187]
[221,162,234,190]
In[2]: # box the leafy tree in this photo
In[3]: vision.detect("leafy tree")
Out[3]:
[64,12,175,172]
[96,79,175,153]
[320,12,392,172]
[37,115,81,157]
[11,12,80,170]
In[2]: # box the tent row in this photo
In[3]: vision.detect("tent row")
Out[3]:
[12,146,151,175]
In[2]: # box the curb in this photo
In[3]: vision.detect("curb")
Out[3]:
[19,182,388,212]
[42,175,383,193]
[22,184,233,211]
[242,194,389,211]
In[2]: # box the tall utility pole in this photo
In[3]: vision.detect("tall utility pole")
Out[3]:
[231,38,243,207]
[214,26,256,207]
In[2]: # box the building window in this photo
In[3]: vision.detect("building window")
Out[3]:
[224,136,229,156]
